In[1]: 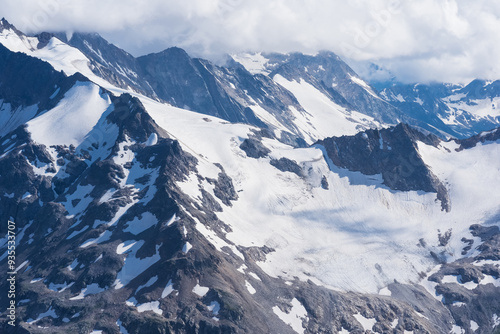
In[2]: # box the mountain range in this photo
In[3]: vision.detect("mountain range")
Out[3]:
[0,18,499,334]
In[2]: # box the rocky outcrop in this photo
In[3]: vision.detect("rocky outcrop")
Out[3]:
[456,127,500,151]
[317,123,450,211]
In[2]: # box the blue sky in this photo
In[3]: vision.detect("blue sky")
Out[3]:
[3,0,500,84]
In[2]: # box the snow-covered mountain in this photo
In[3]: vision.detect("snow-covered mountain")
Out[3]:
[378,80,500,139]
[0,18,499,334]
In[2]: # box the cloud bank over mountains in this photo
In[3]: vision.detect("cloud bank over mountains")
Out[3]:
[3,0,500,83]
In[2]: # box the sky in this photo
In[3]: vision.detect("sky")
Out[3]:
[2,0,500,84]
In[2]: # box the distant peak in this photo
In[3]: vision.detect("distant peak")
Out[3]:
[162,46,188,55]
[0,18,24,36]
[0,17,12,28]
[140,46,190,60]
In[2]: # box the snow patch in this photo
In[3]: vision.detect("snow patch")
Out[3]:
[194,218,244,260]
[21,192,32,200]
[27,307,58,324]
[231,53,269,75]
[69,283,105,300]
[493,314,500,328]
[136,275,158,293]
[137,301,162,315]
[98,188,117,204]
[442,275,478,290]
[248,272,261,281]
[165,214,178,227]
[272,298,308,334]
[67,259,79,271]
[480,275,500,287]
[470,320,479,332]
[245,281,256,294]
[66,225,89,240]
[192,281,209,297]
[15,260,29,273]
[207,301,221,315]
[124,212,158,235]
[145,133,158,146]
[79,230,112,248]
[162,279,175,298]
[450,325,465,334]
[353,313,376,332]
[113,242,161,289]
[117,319,129,334]
[48,281,74,293]
[182,242,193,254]
[237,264,248,274]
[379,287,391,296]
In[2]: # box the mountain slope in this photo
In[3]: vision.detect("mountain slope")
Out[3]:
[379,80,500,138]
[53,31,157,99]
[0,19,419,145]
[2,85,499,332]
[0,19,499,334]
[0,42,89,137]
[262,51,403,123]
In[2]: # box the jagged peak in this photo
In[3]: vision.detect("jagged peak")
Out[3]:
[456,126,500,151]
[0,17,21,34]
[0,17,10,26]
[108,93,169,143]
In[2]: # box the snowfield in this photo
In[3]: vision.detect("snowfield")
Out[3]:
[273,75,379,142]
[2,26,499,298]
[27,81,112,147]
[145,96,500,293]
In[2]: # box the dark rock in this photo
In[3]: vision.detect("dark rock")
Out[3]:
[270,157,302,177]
[438,229,452,247]
[207,166,238,206]
[317,123,450,211]
[239,138,270,159]
[457,127,500,150]
[320,176,329,190]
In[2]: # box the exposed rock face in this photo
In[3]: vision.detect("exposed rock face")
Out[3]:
[51,33,306,137]
[0,19,500,334]
[423,224,500,333]
[266,51,405,124]
[53,32,156,99]
[270,157,302,177]
[317,123,450,211]
[138,48,254,125]
[456,127,500,150]
[27,26,455,142]
[0,92,465,334]
[239,138,270,159]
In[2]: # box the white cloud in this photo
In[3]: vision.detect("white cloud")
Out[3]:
[2,0,500,83]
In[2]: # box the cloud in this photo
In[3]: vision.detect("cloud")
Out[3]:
[2,0,500,83]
